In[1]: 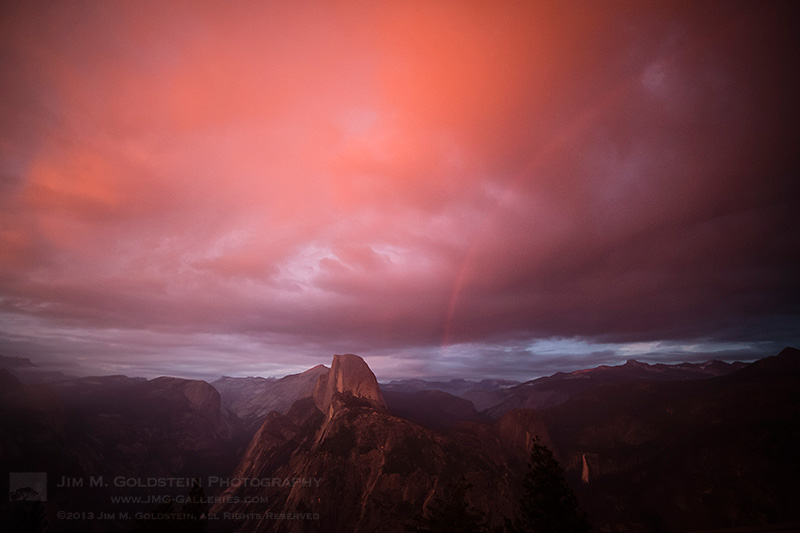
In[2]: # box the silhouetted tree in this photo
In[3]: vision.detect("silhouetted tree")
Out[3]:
[9,487,38,501]
[511,437,590,533]
[406,477,488,533]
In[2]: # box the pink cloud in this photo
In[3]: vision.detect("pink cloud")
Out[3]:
[0,2,797,379]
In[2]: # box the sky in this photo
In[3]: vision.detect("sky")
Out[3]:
[0,1,798,381]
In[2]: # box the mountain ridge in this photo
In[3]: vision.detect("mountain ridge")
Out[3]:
[313,353,387,417]
[478,357,749,417]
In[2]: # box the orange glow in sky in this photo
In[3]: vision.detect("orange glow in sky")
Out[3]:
[0,2,797,379]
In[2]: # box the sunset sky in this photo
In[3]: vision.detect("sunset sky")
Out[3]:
[1,1,798,381]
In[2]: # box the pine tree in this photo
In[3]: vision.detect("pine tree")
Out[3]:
[512,436,591,533]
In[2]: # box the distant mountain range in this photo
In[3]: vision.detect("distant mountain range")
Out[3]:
[0,354,37,369]
[0,353,76,384]
[212,364,328,434]
[381,377,519,396]
[379,358,747,414]
[478,358,748,416]
[1,350,798,532]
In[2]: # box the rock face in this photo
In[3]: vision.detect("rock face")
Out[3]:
[213,354,529,532]
[494,408,555,465]
[0,375,247,479]
[213,364,328,432]
[150,376,223,415]
[214,348,800,533]
[0,374,250,532]
[313,353,386,416]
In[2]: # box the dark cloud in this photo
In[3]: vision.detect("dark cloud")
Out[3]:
[0,2,797,380]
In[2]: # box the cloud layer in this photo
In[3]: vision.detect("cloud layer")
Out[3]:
[1,2,798,379]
